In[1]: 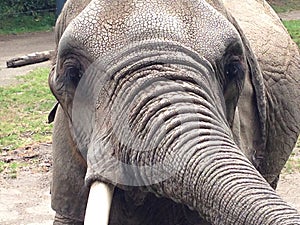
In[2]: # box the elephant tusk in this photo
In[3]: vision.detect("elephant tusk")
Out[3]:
[84,181,114,225]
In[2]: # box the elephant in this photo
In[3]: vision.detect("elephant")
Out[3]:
[48,0,300,224]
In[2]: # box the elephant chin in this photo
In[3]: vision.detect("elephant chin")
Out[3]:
[84,182,114,225]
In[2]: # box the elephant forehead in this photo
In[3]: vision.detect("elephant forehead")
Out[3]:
[64,0,240,61]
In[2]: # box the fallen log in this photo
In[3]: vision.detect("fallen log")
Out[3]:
[6,50,54,68]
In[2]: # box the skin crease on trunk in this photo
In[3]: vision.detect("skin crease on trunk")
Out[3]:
[49,0,300,224]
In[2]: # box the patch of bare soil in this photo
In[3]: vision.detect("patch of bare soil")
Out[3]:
[0,31,55,87]
[0,144,300,225]
[0,143,55,224]
[279,10,300,20]
[277,170,300,211]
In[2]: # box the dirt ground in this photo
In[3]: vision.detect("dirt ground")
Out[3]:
[279,10,300,20]
[0,31,56,224]
[0,144,54,225]
[0,10,300,225]
[0,31,55,87]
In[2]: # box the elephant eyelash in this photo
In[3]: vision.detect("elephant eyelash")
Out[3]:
[61,57,84,88]
[65,66,83,88]
[224,60,244,80]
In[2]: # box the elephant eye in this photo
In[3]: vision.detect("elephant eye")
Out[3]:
[224,60,244,81]
[66,66,82,88]
[61,57,84,89]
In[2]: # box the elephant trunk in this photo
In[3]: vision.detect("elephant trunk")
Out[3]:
[159,143,300,224]
[79,43,300,224]
[130,82,300,224]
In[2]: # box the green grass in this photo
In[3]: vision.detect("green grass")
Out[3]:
[0,68,55,151]
[0,161,5,173]
[0,12,55,35]
[0,161,27,178]
[268,0,300,13]
[282,138,300,174]
[283,20,300,48]
[283,148,300,174]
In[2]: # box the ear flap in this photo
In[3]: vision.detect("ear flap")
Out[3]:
[48,102,59,123]
[243,40,267,150]
[225,14,267,151]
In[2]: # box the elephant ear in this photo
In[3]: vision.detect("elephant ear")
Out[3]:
[48,65,59,124]
[252,22,300,187]
[224,1,300,188]
[242,37,267,146]
[48,102,59,124]
[222,14,269,177]
[48,0,91,125]
[233,31,268,168]
[207,0,268,146]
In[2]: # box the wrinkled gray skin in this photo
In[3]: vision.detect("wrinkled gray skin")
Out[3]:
[49,0,300,224]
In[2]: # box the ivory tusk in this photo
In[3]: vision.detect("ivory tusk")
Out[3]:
[84,181,114,225]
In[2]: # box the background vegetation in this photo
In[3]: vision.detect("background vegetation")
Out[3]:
[283,20,300,47]
[0,0,55,15]
[0,0,299,34]
[0,0,56,34]
[267,0,300,12]
[0,68,55,151]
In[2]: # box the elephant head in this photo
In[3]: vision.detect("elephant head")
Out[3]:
[49,0,300,224]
